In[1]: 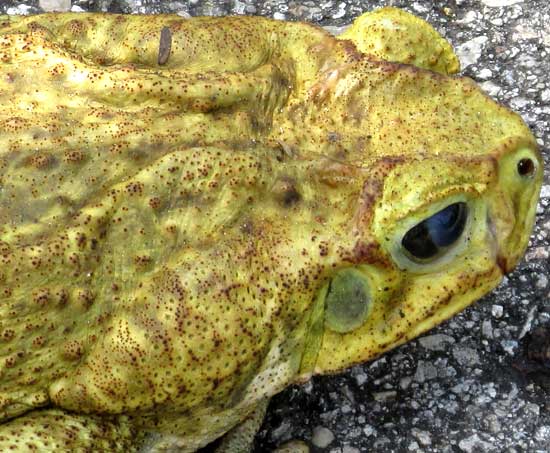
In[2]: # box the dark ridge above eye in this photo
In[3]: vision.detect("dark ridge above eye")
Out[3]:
[402,202,468,261]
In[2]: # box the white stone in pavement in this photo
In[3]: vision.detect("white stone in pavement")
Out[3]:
[458,433,493,452]
[312,426,335,448]
[6,5,32,14]
[456,36,488,68]
[40,0,71,11]
[480,0,524,6]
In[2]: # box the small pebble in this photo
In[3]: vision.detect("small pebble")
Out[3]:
[452,346,481,367]
[492,305,504,318]
[342,447,360,453]
[458,433,493,452]
[411,428,432,446]
[312,426,335,448]
[418,334,455,351]
[373,391,397,402]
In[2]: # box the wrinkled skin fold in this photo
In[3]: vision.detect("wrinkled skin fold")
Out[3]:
[0,7,543,452]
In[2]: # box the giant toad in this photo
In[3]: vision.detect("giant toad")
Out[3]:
[0,7,543,452]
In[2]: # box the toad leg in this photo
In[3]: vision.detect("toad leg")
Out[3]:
[214,399,269,453]
[0,409,136,451]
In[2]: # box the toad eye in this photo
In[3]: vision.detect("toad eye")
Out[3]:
[401,202,468,261]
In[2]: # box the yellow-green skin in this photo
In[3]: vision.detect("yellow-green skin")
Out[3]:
[0,7,542,451]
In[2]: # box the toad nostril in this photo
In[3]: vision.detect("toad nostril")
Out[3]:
[517,158,535,177]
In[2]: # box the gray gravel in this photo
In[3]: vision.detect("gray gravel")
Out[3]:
[3,1,549,452]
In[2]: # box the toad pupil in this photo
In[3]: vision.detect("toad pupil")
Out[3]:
[402,202,468,260]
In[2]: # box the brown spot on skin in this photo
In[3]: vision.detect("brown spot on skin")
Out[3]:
[33,289,50,306]
[48,63,66,77]
[0,241,10,254]
[27,22,52,40]
[352,241,378,263]
[343,240,393,268]
[357,178,383,226]
[76,289,95,309]
[26,153,56,169]
[62,340,84,361]
[4,352,23,368]
[125,181,144,195]
[32,336,46,348]
[76,233,87,248]
[355,156,407,229]
[148,197,162,210]
[63,149,85,164]
[282,186,301,206]
[55,289,69,307]
[134,255,153,267]
[65,19,86,36]
[0,330,15,342]
[272,177,301,207]
[337,37,365,61]
[164,224,177,235]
